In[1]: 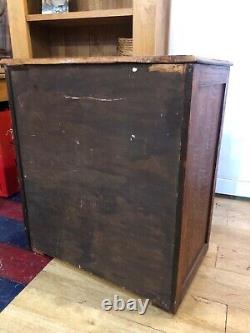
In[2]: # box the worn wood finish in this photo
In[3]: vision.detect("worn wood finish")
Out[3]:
[174,65,230,311]
[1,55,232,66]
[5,58,231,313]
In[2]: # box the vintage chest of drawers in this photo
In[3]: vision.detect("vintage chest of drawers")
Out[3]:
[4,56,231,312]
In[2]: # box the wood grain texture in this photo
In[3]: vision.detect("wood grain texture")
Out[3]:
[70,0,133,11]
[26,8,133,22]
[26,0,41,14]
[0,197,249,332]
[174,65,230,311]
[26,0,133,14]
[5,60,230,313]
[7,0,33,58]
[28,22,132,58]
[0,258,227,333]
[1,55,233,66]
[7,62,188,312]
[154,0,171,55]
[0,79,8,102]
[191,263,250,312]
[227,306,250,333]
[133,0,171,56]
[8,0,133,59]
[216,245,250,276]
[8,0,172,58]
[211,224,250,251]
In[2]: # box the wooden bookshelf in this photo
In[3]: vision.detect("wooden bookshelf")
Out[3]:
[26,8,133,23]
[0,66,7,102]
[0,79,8,102]
[7,0,171,58]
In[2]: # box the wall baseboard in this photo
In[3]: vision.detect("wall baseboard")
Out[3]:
[216,178,250,198]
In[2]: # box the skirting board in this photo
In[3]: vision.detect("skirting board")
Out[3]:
[216,178,250,198]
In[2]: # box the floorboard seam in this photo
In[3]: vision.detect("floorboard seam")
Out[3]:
[215,245,219,268]
[116,314,167,333]
[224,304,229,333]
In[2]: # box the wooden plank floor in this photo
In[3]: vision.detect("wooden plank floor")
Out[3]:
[0,196,250,333]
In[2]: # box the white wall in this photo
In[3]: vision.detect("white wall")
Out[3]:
[169,0,250,197]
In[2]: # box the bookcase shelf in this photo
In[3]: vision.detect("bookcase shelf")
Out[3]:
[7,0,171,58]
[26,8,133,24]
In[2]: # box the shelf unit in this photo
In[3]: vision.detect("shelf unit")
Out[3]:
[7,0,171,58]
[0,66,8,102]
[26,8,133,23]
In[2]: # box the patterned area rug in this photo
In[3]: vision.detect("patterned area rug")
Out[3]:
[0,194,51,311]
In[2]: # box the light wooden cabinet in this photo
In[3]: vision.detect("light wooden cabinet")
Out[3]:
[7,0,171,58]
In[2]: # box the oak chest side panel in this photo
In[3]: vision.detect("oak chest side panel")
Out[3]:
[174,64,230,311]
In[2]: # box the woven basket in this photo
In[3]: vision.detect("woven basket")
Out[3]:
[118,38,133,56]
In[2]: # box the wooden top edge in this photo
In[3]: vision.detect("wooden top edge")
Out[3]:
[0,56,233,67]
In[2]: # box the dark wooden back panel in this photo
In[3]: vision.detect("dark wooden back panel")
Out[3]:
[175,64,230,309]
[8,63,187,310]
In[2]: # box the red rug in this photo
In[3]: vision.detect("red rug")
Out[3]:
[0,194,51,311]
